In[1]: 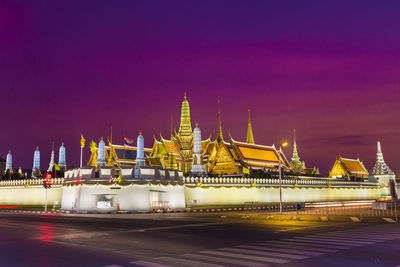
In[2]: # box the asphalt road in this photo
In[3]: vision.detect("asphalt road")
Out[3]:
[0,211,399,267]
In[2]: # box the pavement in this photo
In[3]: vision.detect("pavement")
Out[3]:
[0,211,399,267]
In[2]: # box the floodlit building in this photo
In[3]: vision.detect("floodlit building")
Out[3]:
[5,150,12,172]
[32,147,41,178]
[59,142,66,169]
[368,141,396,198]
[329,156,369,181]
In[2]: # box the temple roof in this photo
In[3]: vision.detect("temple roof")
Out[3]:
[230,139,289,168]
[340,157,368,175]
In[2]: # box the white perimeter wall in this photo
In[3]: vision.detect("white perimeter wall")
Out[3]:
[0,185,62,206]
[185,186,389,207]
[61,183,186,212]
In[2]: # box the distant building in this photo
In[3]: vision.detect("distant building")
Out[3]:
[329,156,368,181]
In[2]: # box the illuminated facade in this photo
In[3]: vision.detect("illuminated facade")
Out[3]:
[87,137,151,169]
[329,156,368,180]
[5,150,12,172]
[32,146,41,178]
[58,142,66,169]
[149,95,291,176]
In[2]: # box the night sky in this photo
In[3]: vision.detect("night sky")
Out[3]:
[1,1,399,174]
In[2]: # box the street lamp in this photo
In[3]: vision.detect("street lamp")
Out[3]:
[278,141,288,213]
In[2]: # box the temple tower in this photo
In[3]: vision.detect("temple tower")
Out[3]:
[370,141,396,195]
[190,123,206,176]
[246,109,255,144]
[176,93,193,174]
[290,129,303,173]
[58,142,66,169]
[372,141,394,175]
[5,150,12,172]
[32,146,41,178]
[136,131,145,168]
[47,142,55,172]
[97,138,106,167]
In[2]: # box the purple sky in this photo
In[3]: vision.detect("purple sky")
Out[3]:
[1,1,399,174]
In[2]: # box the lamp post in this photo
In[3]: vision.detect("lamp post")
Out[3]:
[278,142,288,213]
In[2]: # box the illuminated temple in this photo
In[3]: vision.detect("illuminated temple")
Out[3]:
[85,94,296,177]
[147,94,291,176]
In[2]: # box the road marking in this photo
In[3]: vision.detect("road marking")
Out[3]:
[258,241,339,253]
[282,238,355,248]
[130,260,170,267]
[315,233,392,241]
[220,247,309,260]
[202,250,290,264]
[280,239,350,250]
[350,217,360,222]
[299,236,373,245]
[181,253,269,267]
[238,245,324,256]
[155,257,223,267]
[292,237,364,246]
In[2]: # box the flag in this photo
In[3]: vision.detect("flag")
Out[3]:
[117,175,122,183]
[80,134,86,148]
[124,136,134,146]
[243,167,250,175]
[54,164,60,171]
[108,176,113,183]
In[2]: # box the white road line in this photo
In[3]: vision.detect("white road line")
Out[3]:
[292,237,365,246]
[300,236,373,245]
[258,242,339,253]
[315,233,393,241]
[279,239,350,250]
[282,238,355,248]
[156,256,224,267]
[341,231,400,236]
[181,253,270,267]
[130,260,170,267]
[238,245,324,256]
[220,247,308,260]
[201,250,290,264]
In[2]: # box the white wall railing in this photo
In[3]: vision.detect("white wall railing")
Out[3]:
[0,178,64,187]
[184,176,379,187]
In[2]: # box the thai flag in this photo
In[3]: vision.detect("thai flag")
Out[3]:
[124,136,134,146]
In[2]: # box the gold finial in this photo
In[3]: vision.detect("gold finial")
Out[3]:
[100,137,103,141]
[36,146,39,150]
[8,150,11,153]
[246,109,255,144]
[217,99,223,142]
[61,141,64,146]
[139,131,142,136]
[170,113,173,138]
[195,122,198,127]
[184,92,187,100]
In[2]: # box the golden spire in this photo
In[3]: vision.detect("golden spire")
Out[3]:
[246,109,255,144]
[217,100,223,143]
[178,93,192,136]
